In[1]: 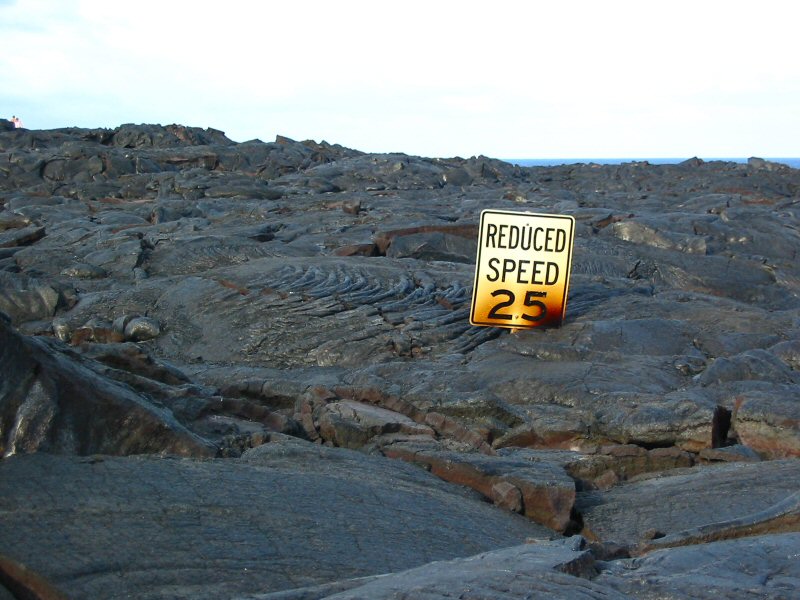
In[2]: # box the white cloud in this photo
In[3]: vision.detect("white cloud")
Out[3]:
[1,0,798,157]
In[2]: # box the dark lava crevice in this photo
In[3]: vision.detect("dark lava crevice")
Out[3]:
[711,405,733,448]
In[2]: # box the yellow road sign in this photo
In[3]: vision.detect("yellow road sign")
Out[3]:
[470,209,575,329]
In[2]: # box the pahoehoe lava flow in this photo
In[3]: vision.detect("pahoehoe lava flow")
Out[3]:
[1,121,800,599]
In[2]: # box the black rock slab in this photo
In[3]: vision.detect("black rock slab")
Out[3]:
[576,459,800,545]
[0,441,553,599]
[241,538,621,600]
[0,317,216,457]
[598,533,800,600]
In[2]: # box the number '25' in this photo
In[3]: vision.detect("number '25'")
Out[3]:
[487,289,547,321]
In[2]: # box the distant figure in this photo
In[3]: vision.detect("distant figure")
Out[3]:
[11,115,23,128]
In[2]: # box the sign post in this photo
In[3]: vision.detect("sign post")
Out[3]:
[470,209,575,329]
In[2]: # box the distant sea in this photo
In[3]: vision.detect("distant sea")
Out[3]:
[504,157,800,169]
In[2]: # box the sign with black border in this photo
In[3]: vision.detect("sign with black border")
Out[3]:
[470,209,575,329]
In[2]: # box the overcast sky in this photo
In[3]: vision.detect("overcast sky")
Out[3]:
[1,0,798,159]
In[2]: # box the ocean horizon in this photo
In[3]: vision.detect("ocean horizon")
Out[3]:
[504,157,800,169]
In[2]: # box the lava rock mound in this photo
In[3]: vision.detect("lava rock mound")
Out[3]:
[2,124,800,599]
